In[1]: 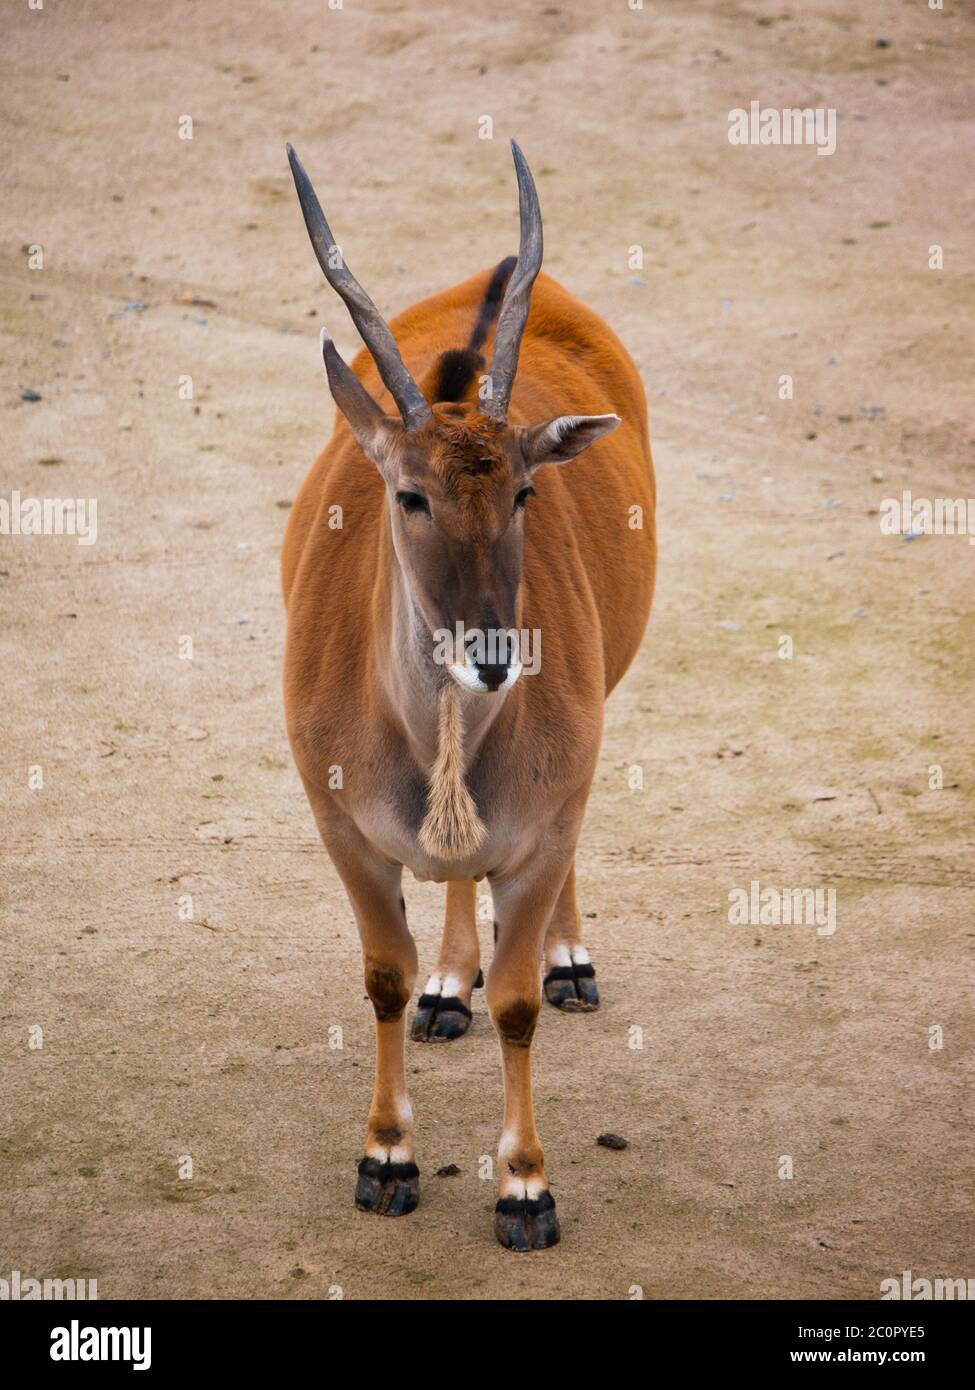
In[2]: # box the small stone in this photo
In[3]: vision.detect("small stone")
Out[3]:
[435,1163,461,1177]
[597,1132,628,1151]
[21,389,42,402]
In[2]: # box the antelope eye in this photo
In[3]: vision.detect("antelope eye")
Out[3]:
[513,485,536,511]
[396,490,430,515]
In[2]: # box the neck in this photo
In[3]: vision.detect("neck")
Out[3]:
[376,536,510,776]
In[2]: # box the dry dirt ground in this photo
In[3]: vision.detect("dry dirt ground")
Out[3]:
[2,0,973,1301]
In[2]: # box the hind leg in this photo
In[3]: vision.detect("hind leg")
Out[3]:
[411,879,483,1042]
[542,863,599,1012]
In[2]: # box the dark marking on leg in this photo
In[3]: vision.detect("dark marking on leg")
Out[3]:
[373,1126,403,1146]
[494,998,538,1048]
[365,962,409,1022]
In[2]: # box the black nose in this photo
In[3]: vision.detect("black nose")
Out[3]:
[475,663,510,692]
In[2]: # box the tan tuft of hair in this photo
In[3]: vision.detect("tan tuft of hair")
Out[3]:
[418,685,486,860]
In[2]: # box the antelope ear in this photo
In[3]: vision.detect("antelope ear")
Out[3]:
[521,413,621,468]
[319,328,402,472]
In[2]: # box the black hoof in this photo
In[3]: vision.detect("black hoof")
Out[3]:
[411,993,473,1042]
[355,1157,419,1216]
[543,963,599,1013]
[494,1191,561,1251]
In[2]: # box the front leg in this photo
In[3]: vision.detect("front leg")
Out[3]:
[304,782,419,1217]
[487,825,582,1251]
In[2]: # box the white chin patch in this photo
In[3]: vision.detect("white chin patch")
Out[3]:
[447,661,523,695]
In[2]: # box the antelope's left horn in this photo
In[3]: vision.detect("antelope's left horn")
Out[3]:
[286,144,432,432]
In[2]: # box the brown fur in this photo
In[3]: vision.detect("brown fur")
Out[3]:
[282,262,656,1242]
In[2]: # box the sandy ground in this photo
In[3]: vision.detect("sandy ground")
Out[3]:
[1,0,973,1301]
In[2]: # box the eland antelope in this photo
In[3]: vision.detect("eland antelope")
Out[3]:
[282,141,656,1250]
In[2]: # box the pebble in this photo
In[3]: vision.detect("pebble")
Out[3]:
[597,1133,629,1151]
